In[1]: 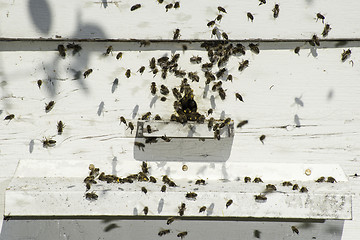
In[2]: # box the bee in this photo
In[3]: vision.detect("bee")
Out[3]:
[309,35,320,46]
[57,44,66,58]
[213,123,219,131]
[322,24,331,37]
[341,49,351,62]
[292,184,299,190]
[161,185,167,192]
[105,46,113,55]
[218,87,226,100]
[238,60,249,71]
[203,63,214,70]
[174,1,180,8]
[211,27,218,37]
[226,199,233,208]
[218,6,227,13]
[221,32,229,40]
[291,226,299,234]
[158,229,170,236]
[300,186,308,192]
[212,81,222,91]
[66,43,82,55]
[130,4,141,11]
[4,114,14,121]
[161,135,171,142]
[160,85,170,95]
[185,192,197,199]
[142,112,151,120]
[226,75,233,81]
[152,68,159,77]
[177,232,188,239]
[259,135,266,144]
[273,4,279,18]
[235,93,244,102]
[207,117,215,129]
[188,72,199,82]
[178,203,186,216]
[237,120,248,128]
[182,44,188,51]
[190,56,202,64]
[150,82,157,95]
[57,121,65,135]
[145,137,158,144]
[154,114,161,120]
[216,68,226,79]
[315,176,325,183]
[42,137,56,148]
[195,179,206,185]
[157,0,164,3]
[141,161,149,173]
[149,176,156,183]
[86,183,91,191]
[167,217,175,225]
[266,184,276,191]
[294,46,300,54]
[173,29,180,40]
[37,79,42,88]
[83,69,93,78]
[141,186,147,194]
[282,181,293,186]
[125,69,131,78]
[128,122,134,134]
[316,13,325,23]
[249,43,259,54]
[116,52,123,60]
[255,194,267,201]
[165,3,173,12]
[143,206,149,215]
[85,191,98,200]
[244,176,251,183]
[45,100,55,113]
[326,177,337,183]
[253,177,263,183]
[168,180,177,187]
[174,69,186,78]
[145,125,152,134]
[162,175,171,184]
[161,69,167,80]
[138,66,145,74]
[247,12,254,22]
[214,129,221,140]
[207,109,213,116]
[207,20,216,27]
[149,57,156,69]
[120,116,127,126]
[199,206,206,213]
[216,14,223,22]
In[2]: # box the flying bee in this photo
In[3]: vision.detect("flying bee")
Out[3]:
[57,44,66,58]
[146,125,152,134]
[226,199,233,208]
[315,176,325,183]
[292,184,299,190]
[105,46,113,55]
[160,85,170,95]
[247,12,254,22]
[139,40,150,47]
[128,122,134,134]
[161,135,171,142]
[238,60,249,71]
[294,46,300,54]
[167,217,175,225]
[165,3,173,11]
[158,229,170,236]
[218,6,227,13]
[341,49,351,62]
[322,24,331,37]
[326,177,337,183]
[316,13,325,23]
[273,4,279,18]
[138,66,145,74]
[173,29,180,40]
[255,194,267,201]
[282,181,293,186]
[218,87,226,100]
[37,79,42,88]
[249,43,260,54]
[42,137,56,148]
[141,186,147,194]
[116,52,123,60]
[174,1,180,8]
[130,4,141,11]
[178,203,186,216]
[143,206,149,215]
[83,69,93,78]
[149,57,156,69]
[161,185,167,192]
[57,120,65,135]
[157,0,164,3]
[199,206,206,213]
[120,116,127,126]
[259,135,266,144]
[235,93,244,102]
[253,177,263,183]
[211,27,218,37]
[259,0,266,5]
[45,100,55,113]
[125,69,131,78]
[300,186,308,192]
[195,179,206,185]
[244,176,251,183]
[226,75,233,81]
[185,192,197,200]
[207,20,216,27]
[145,137,158,144]
[150,82,157,95]
[190,56,202,64]
[237,120,248,128]
[291,226,299,234]
[4,114,14,121]
[177,232,187,239]
[309,34,320,46]
[182,44,187,51]
[85,191,98,200]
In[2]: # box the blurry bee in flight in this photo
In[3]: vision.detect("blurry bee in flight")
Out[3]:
[151,82,157,95]
[244,176,251,183]
[57,44,66,58]
[259,135,266,144]
[177,232,187,239]
[259,0,266,5]
[218,6,227,14]
[105,46,113,55]
[316,13,325,23]
[138,66,145,74]
[291,226,299,234]
[174,1,180,8]
[249,43,259,54]
[178,203,186,216]
[294,46,300,55]
[322,24,331,37]
[158,229,170,236]
[45,100,55,113]
[57,121,65,135]
[143,206,149,215]
[83,69,93,78]
[199,206,206,213]
[130,4,141,11]
[120,116,127,126]
[125,69,131,78]
[37,79,42,88]
[4,114,15,121]
[222,32,229,40]
[226,199,233,208]
[235,93,244,102]
[237,120,248,128]
[42,137,56,148]
[116,52,123,60]
[128,122,134,134]
[341,49,351,62]
[273,4,279,18]
[247,12,254,22]
[140,40,151,47]
[165,3,173,12]
[141,186,147,194]
[173,29,181,40]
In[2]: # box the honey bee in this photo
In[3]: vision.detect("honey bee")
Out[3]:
[238,60,249,71]
[167,217,175,225]
[42,137,56,148]
[206,117,214,129]
[249,43,259,54]
[4,114,14,121]
[221,32,229,40]
[161,135,171,142]
[273,4,279,18]
[138,66,145,74]
[158,229,171,236]
[294,46,300,54]
[341,49,351,62]
[154,114,162,120]
[309,35,320,46]
[45,100,55,113]
[218,6,227,14]
[143,206,149,215]
[185,192,197,199]
[37,79,42,88]
[218,87,226,100]
[160,85,170,95]
[244,176,251,183]
[149,176,156,183]
[202,63,214,71]
[105,46,113,55]
[322,24,331,37]
[152,68,159,77]
[247,12,254,22]
[282,181,293,186]
[149,57,156,69]
[291,226,299,234]
[161,69,167,80]
[130,4,141,11]
[315,176,325,183]
[211,27,218,38]
[83,69,93,78]
[259,0,266,5]
[190,56,202,64]
[214,129,221,140]
[253,177,263,183]
[177,232,187,239]
[216,14,223,22]
[140,40,151,47]
[326,176,337,183]
[212,81,222,91]
[188,72,199,82]
[174,1,180,8]
[145,125,152,134]
[162,175,171,184]
[169,180,177,187]
[161,185,167,192]
[57,120,65,135]
[173,29,181,40]
[299,186,308,192]
[116,52,123,60]
[165,3,173,11]
[141,186,147,194]
[266,184,276,191]
[292,184,299,190]
[259,135,266,144]
[150,82,157,95]
[316,13,325,23]
[226,75,233,81]
[237,120,248,128]
[157,0,164,3]
[226,199,233,208]
[182,44,188,51]
[125,69,131,78]
[85,191,98,200]
[207,20,216,27]
[235,93,244,102]
[128,122,134,134]
[199,206,206,213]
[255,194,267,201]
[120,116,127,126]
[57,44,66,58]
[141,161,149,173]
[195,179,206,185]
[178,203,186,216]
